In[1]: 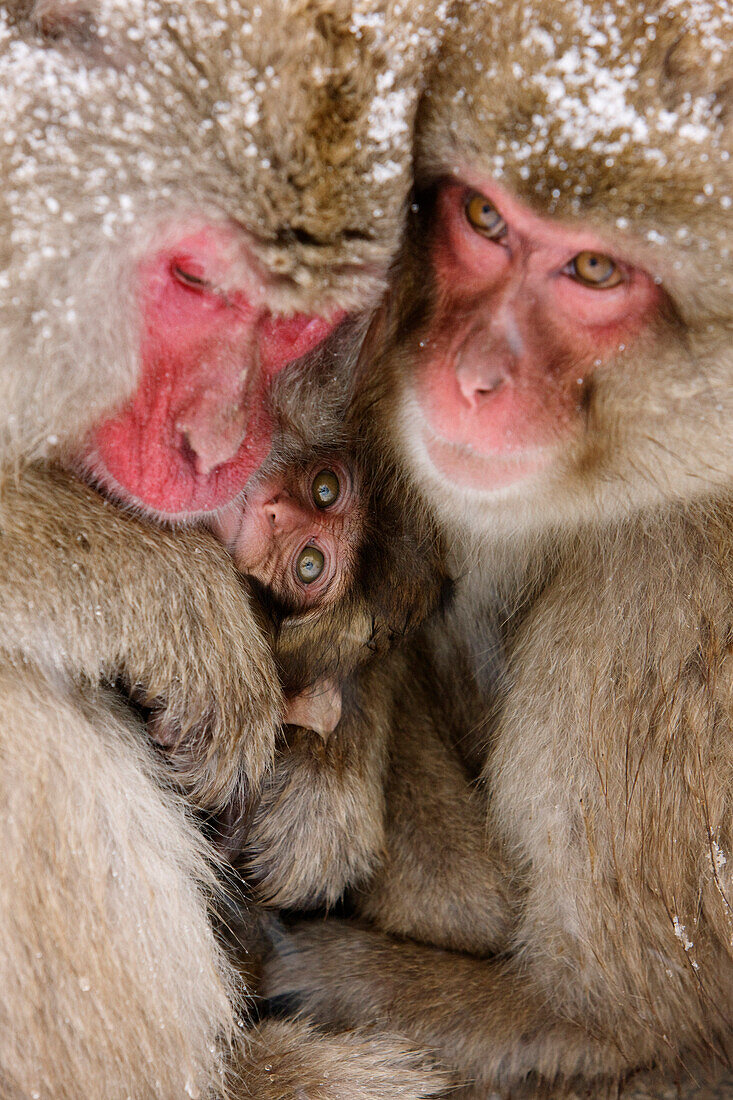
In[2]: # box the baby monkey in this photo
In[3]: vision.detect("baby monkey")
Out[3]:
[216,463,358,614]
[213,437,432,747]
[211,437,452,911]
[213,457,361,741]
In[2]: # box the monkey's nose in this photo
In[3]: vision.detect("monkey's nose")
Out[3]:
[180,427,247,477]
[455,354,510,406]
[263,493,300,531]
[177,403,249,477]
[455,327,516,407]
[456,365,506,404]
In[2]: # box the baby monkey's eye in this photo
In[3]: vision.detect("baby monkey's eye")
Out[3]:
[296,545,325,584]
[566,252,624,289]
[465,193,508,241]
[312,469,340,509]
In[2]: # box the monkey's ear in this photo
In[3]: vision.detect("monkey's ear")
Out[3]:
[283,679,342,742]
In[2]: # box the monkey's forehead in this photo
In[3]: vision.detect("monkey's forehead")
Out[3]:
[0,0,450,305]
[420,0,732,271]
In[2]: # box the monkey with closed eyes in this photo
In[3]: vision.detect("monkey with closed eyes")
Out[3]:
[262,0,733,1095]
[0,2,452,1097]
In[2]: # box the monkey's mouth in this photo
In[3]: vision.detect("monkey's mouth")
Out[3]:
[77,443,259,525]
[416,417,554,493]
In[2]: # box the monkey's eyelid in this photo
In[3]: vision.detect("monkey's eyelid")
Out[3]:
[171,264,212,290]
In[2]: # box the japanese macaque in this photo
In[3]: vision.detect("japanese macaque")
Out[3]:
[209,431,454,853]
[0,2,450,1098]
[263,0,733,1095]
[217,455,371,747]
[2,0,440,800]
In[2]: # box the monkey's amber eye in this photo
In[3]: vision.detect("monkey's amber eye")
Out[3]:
[295,545,326,584]
[568,252,624,289]
[465,193,508,240]
[312,469,340,509]
[172,264,210,290]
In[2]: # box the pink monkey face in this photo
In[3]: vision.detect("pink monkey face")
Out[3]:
[410,180,660,493]
[86,226,344,518]
[213,461,361,612]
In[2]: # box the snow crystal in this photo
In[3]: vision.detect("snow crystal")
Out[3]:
[711,837,728,873]
[672,915,693,952]
[372,161,403,183]
[369,73,413,147]
[672,915,700,967]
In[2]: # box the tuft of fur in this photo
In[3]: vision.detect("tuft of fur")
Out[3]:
[235,1018,450,1100]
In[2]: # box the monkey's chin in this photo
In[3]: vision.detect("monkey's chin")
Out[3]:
[420,426,554,494]
[77,448,226,526]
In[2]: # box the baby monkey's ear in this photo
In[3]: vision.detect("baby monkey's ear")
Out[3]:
[283,678,342,741]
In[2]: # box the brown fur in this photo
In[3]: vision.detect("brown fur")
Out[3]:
[262,1,733,1095]
[235,1019,446,1100]
[219,443,453,934]
[243,638,512,948]
[0,2,451,1096]
[0,463,281,808]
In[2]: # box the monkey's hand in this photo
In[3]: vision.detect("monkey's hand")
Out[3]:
[234,1018,450,1100]
[238,723,385,909]
[0,464,281,807]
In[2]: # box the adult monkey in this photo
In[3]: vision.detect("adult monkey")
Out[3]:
[265,0,733,1094]
[0,2,449,1098]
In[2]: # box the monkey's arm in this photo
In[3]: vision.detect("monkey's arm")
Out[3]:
[263,923,626,1093]
[238,661,394,909]
[0,462,281,807]
[235,1018,449,1100]
[240,647,514,945]
[355,667,514,955]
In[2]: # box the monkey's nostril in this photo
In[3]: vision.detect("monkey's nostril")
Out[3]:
[456,369,506,406]
[476,377,505,397]
[179,432,197,470]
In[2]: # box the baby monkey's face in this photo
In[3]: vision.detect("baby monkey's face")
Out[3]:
[213,462,361,611]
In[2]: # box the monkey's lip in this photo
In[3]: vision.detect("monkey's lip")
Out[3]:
[80,443,263,522]
[421,427,553,492]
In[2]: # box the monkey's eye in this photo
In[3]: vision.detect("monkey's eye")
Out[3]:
[566,252,624,289]
[465,193,508,241]
[312,469,340,509]
[172,263,211,290]
[295,545,326,584]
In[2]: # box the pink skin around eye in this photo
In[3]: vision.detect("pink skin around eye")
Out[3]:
[85,226,345,518]
[413,178,661,492]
